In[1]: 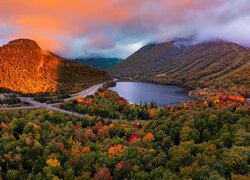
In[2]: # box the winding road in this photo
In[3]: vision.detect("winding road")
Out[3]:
[65,83,104,101]
[0,80,142,124]
[0,83,105,118]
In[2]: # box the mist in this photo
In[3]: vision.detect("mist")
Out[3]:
[0,0,250,58]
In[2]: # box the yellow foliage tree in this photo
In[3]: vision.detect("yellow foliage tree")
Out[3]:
[46,158,60,167]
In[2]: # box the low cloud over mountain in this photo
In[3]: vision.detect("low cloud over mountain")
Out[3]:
[1,0,250,58]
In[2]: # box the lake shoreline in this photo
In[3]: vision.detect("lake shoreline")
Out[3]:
[109,81,190,107]
[114,78,193,98]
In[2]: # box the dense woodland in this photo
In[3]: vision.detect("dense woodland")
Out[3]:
[62,89,159,121]
[0,87,249,179]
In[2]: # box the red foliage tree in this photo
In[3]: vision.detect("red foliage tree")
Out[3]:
[94,166,113,180]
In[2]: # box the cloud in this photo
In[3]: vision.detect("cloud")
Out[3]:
[0,0,250,58]
[87,35,115,50]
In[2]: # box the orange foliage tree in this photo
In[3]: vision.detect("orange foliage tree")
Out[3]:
[82,146,91,153]
[148,108,157,119]
[142,133,155,144]
[108,144,124,158]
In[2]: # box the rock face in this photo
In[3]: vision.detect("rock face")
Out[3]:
[0,39,110,94]
[112,40,250,96]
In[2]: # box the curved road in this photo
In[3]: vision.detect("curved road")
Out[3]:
[65,83,104,101]
[0,80,140,124]
[0,83,104,118]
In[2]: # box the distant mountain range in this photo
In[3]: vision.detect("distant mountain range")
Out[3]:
[112,40,250,96]
[74,57,123,70]
[0,39,110,94]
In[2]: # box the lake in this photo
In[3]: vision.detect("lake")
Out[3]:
[109,82,190,107]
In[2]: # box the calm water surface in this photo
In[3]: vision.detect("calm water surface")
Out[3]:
[109,82,190,107]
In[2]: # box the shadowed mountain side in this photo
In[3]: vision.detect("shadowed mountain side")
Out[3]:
[74,57,123,70]
[112,42,182,76]
[112,41,250,96]
[0,39,110,94]
[57,57,111,93]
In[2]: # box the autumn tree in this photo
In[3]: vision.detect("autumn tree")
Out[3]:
[94,166,113,180]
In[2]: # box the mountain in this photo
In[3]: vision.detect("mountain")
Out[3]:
[74,57,123,70]
[0,39,111,94]
[112,42,182,76]
[112,40,250,96]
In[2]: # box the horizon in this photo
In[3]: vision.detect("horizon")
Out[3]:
[1,0,250,58]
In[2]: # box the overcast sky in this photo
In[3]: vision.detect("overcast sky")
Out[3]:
[1,0,250,58]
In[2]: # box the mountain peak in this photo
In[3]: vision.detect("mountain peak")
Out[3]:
[7,38,41,49]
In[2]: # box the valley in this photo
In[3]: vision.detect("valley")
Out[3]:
[1,1,250,179]
[0,39,249,180]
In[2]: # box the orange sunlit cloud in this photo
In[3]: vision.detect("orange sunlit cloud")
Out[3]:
[1,0,250,58]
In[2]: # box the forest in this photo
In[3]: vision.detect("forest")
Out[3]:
[61,89,159,121]
[0,87,249,179]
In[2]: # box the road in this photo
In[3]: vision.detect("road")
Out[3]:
[0,80,123,120]
[16,83,129,123]
[0,80,139,124]
[19,97,86,117]
[0,105,40,111]
[0,83,104,117]
[65,83,104,101]
[14,83,105,117]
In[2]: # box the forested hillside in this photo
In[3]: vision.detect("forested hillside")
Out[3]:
[0,39,110,94]
[75,57,123,70]
[112,41,250,96]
